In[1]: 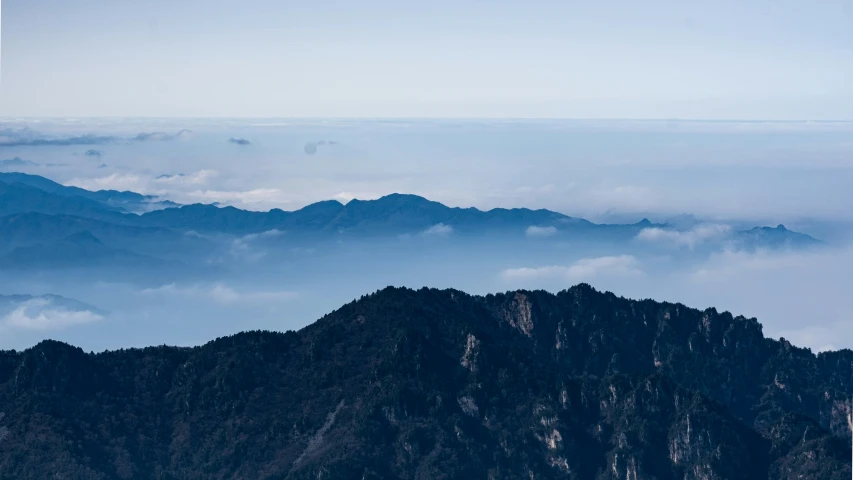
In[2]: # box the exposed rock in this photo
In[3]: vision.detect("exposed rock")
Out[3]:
[460,333,480,373]
[457,395,479,417]
[503,292,534,336]
[293,400,345,468]
[0,285,849,479]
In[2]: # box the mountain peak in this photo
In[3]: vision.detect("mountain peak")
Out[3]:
[365,193,436,205]
[565,282,599,295]
[298,199,345,212]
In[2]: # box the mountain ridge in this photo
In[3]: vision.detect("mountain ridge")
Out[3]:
[1,172,820,242]
[0,285,849,479]
[0,172,175,213]
[0,171,825,272]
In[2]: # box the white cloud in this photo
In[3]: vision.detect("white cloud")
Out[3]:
[333,192,355,202]
[69,173,152,192]
[690,247,824,279]
[330,191,384,203]
[238,229,284,242]
[186,188,292,207]
[68,170,218,202]
[636,224,732,249]
[140,283,298,304]
[502,255,643,281]
[333,192,356,203]
[422,223,453,236]
[230,229,285,262]
[0,299,103,332]
[526,225,558,237]
[207,285,296,304]
[68,170,294,210]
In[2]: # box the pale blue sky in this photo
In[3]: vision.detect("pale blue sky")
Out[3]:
[2,0,852,118]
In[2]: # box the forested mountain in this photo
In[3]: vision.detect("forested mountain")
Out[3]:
[136,193,599,236]
[0,173,818,247]
[0,285,849,479]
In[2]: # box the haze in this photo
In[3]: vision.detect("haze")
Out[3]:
[2,0,853,118]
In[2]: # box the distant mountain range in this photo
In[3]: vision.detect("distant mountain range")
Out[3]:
[0,293,104,318]
[0,212,211,260]
[738,224,821,249]
[136,194,613,236]
[0,285,849,478]
[0,230,169,270]
[0,172,176,216]
[0,172,822,269]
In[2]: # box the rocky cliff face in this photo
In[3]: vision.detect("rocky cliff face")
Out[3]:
[0,285,850,479]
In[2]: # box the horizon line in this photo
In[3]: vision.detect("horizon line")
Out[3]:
[2,116,853,123]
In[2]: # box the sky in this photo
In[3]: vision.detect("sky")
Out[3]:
[2,0,853,119]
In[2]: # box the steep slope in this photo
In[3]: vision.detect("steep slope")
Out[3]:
[0,286,849,479]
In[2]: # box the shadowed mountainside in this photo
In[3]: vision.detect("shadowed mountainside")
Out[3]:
[0,285,849,479]
[136,193,594,236]
[1,172,820,245]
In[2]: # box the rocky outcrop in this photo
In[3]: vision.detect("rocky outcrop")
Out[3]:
[0,285,849,479]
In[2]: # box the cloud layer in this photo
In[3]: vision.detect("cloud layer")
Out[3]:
[140,283,298,305]
[502,255,643,282]
[636,224,732,248]
[0,128,118,147]
[0,298,103,332]
[525,225,558,238]
[0,127,193,147]
[422,223,453,236]
[231,230,285,262]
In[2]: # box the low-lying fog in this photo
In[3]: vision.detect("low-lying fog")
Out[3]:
[1,119,851,352]
[1,238,850,354]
